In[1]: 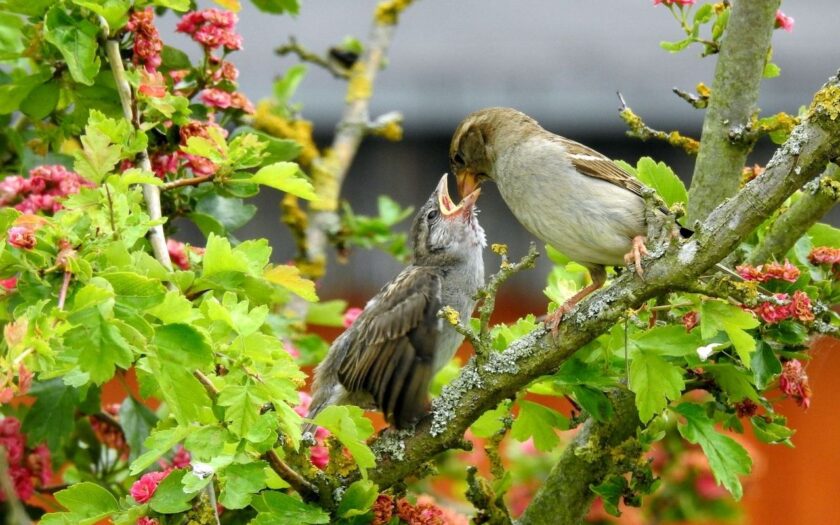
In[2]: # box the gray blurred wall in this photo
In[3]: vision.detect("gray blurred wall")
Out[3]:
[168,1,840,303]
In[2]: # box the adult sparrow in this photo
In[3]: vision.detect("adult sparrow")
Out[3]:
[450,107,684,327]
[307,175,485,430]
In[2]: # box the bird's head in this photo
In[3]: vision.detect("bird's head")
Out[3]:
[449,107,539,198]
[410,174,485,266]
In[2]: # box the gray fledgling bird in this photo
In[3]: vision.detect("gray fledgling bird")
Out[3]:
[307,175,485,430]
[450,107,687,328]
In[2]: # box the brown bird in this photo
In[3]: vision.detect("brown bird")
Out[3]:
[307,175,485,430]
[450,107,682,327]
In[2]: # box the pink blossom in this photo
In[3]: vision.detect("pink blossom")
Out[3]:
[695,471,727,500]
[200,88,233,109]
[27,444,52,485]
[0,165,92,215]
[167,239,190,270]
[138,70,167,98]
[790,290,814,323]
[0,432,25,464]
[310,440,330,469]
[754,293,792,324]
[131,470,169,504]
[519,437,539,456]
[176,9,242,51]
[682,311,699,332]
[137,517,160,525]
[294,391,312,417]
[229,92,255,114]
[736,260,799,283]
[775,10,794,32]
[343,307,363,328]
[372,494,394,525]
[17,363,32,395]
[171,445,191,469]
[7,226,35,250]
[7,465,33,501]
[127,8,163,72]
[0,277,17,291]
[151,151,181,179]
[780,359,811,408]
[285,343,301,359]
[809,246,840,266]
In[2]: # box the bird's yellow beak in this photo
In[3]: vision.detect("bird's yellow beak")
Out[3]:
[455,169,480,200]
[437,174,480,218]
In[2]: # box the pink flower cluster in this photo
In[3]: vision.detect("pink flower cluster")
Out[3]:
[809,246,840,266]
[653,0,696,6]
[0,417,52,502]
[7,226,35,250]
[199,88,254,113]
[136,517,159,525]
[295,392,330,469]
[176,9,243,52]
[682,311,699,332]
[127,8,163,72]
[130,470,169,504]
[736,260,800,283]
[779,359,811,408]
[166,239,205,271]
[0,165,93,215]
[775,10,794,32]
[179,121,228,175]
[372,494,466,525]
[753,291,814,324]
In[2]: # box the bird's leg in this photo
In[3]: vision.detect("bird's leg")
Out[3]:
[546,266,607,335]
[623,235,650,276]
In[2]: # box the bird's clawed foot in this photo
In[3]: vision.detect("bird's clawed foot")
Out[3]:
[546,302,574,337]
[623,235,649,276]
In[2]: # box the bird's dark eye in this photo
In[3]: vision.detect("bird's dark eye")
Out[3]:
[452,153,464,166]
[427,209,439,221]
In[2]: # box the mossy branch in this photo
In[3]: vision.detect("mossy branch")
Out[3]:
[477,244,539,342]
[618,94,700,155]
[364,74,840,519]
[748,163,840,264]
[687,0,781,222]
[276,37,351,79]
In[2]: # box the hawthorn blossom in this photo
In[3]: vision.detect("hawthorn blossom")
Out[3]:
[372,494,395,525]
[779,359,811,408]
[775,10,794,32]
[151,151,181,179]
[176,9,243,52]
[127,8,163,72]
[138,70,167,98]
[7,226,35,250]
[0,416,51,502]
[0,277,16,291]
[734,398,759,418]
[809,246,840,266]
[343,307,363,328]
[179,121,226,175]
[230,92,255,114]
[682,311,699,332]
[754,293,793,324]
[130,470,169,504]
[0,165,92,215]
[294,392,331,468]
[137,517,160,525]
[167,239,190,270]
[200,88,233,109]
[736,260,799,283]
[790,290,814,323]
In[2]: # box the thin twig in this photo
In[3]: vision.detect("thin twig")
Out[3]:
[477,244,539,341]
[276,37,351,79]
[618,92,700,155]
[193,370,219,397]
[57,271,72,310]
[264,449,319,499]
[101,23,173,273]
[161,174,214,191]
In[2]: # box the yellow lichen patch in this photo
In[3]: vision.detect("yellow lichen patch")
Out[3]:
[253,101,319,169]
[819,177,840,200]
[374,0,414,25]
[733,280,760,304]
[441,305,460,326]
[696,82,711,98]
[666,131,700,155]
[373,120,403,141]
[346,62,372,103]
[491,243,508,256]
[309,149,341,212]
[808,85,840,122]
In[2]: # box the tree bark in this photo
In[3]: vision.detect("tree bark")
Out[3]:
[686,0,780,223]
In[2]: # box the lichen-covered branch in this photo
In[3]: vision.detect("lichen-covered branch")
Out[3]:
[618,95,700,155]
[748,163,840,264]
[686,0,781,223]
[518,389,639,525]
[276,37,351,79]
[103,34,173,272]
[673,83,710,109]
[366,74,840,502]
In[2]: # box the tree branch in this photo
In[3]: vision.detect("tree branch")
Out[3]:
[276,37,351,79]
[366,74,840,502]
[686,0,781,223]
[103,32,173,272]
[518,389,639,525]
[748,162,840,264]
[618,93,700,155]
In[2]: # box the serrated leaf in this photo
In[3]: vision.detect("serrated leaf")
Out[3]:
[195,193,257,233]
[218,383,265,437]
[701,301,759,367]
[252,491,330,524]
[120,396,159,461]
[72,0,130,30]
[751,341,782,390]
[571,385,613,422]
[471,402,509,438]
[751,416,794,446]
[248,162,316,200]
[808,223,840,248]
[633,324,702,356]
[203,233,251,276]
[629,351,684,423]
[20,80,60,119]
[22,379,78,450]
[219,461,268,509]
[590,475,627,517]
[673,403,751,499]
[130,424,191,474]
[312,405,375,477]
[150,469,197,513]
[510,400,568,452]
[252,0,299,14]
[44,7,101,85]
[146,291,197,324]
[154,323,213,368]
[635,157,688,206]
[43,482,119,525]
[337,479,378,518]
[66,308,133,384]
[763,62,781,79]
[705,363,759,402]
[264,264,318,301]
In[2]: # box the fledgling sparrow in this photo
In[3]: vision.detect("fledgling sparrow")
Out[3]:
[307,175,485,430]
[450,107,685,327]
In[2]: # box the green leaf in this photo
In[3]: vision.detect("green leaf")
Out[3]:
[247,162,316,200]
[185,425,231,462]
[471,402,509,438]
[571,385,613,422]
[763,62,781,79]
[44,7,101,85]
[633,324,701,356]
[305,299,348,327]
[195,194,257,233]
[635,157,688,206]
[154,323,213,368]
[590,475,627,517]
[119,396,159,461]
[712,7,730,39]
[22,379,78,450]
[20,80,60,119]
[659,39,692,53]
[674,403,751,499]
[217,383,265,438]
[701,301,759,367]
[146,291,197,324]
[219,461,268,509]
[705,363,759,401]
[629,351,685,423]
[264,264,318,301]
[72,0,130,30]
[150,469,197,513]
[152,0,190,11]
[273,64,307,104]
[751,416,795,446]
[130,424,190,474]
[101,271,166,310]
[751,341,782,390]
[0,69,52,114]
[66,308,133,384]
[510,400,568,452]
[203,234,252,276]
[231,126,302,163]
[337,479,378,518]
[252,491,330,524]
[160,45,191,70]
[0,0,54,17]
[808,223,840,248]
[693,3,713,24]
[312,405,375,477]
[154,363,214,425]
[43,482,119,525]
[251,0,299,14]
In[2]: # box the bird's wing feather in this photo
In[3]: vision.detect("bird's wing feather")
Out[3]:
[337,266,441,428]
[556,136,646,198]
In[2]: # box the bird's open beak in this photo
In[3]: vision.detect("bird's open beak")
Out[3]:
[437,174,480,218]
[455,169,480,200]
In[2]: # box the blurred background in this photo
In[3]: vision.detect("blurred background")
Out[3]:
[164,2,839,523]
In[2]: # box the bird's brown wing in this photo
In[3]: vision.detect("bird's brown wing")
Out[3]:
[337,266,441,428]
[557,136,647,198]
